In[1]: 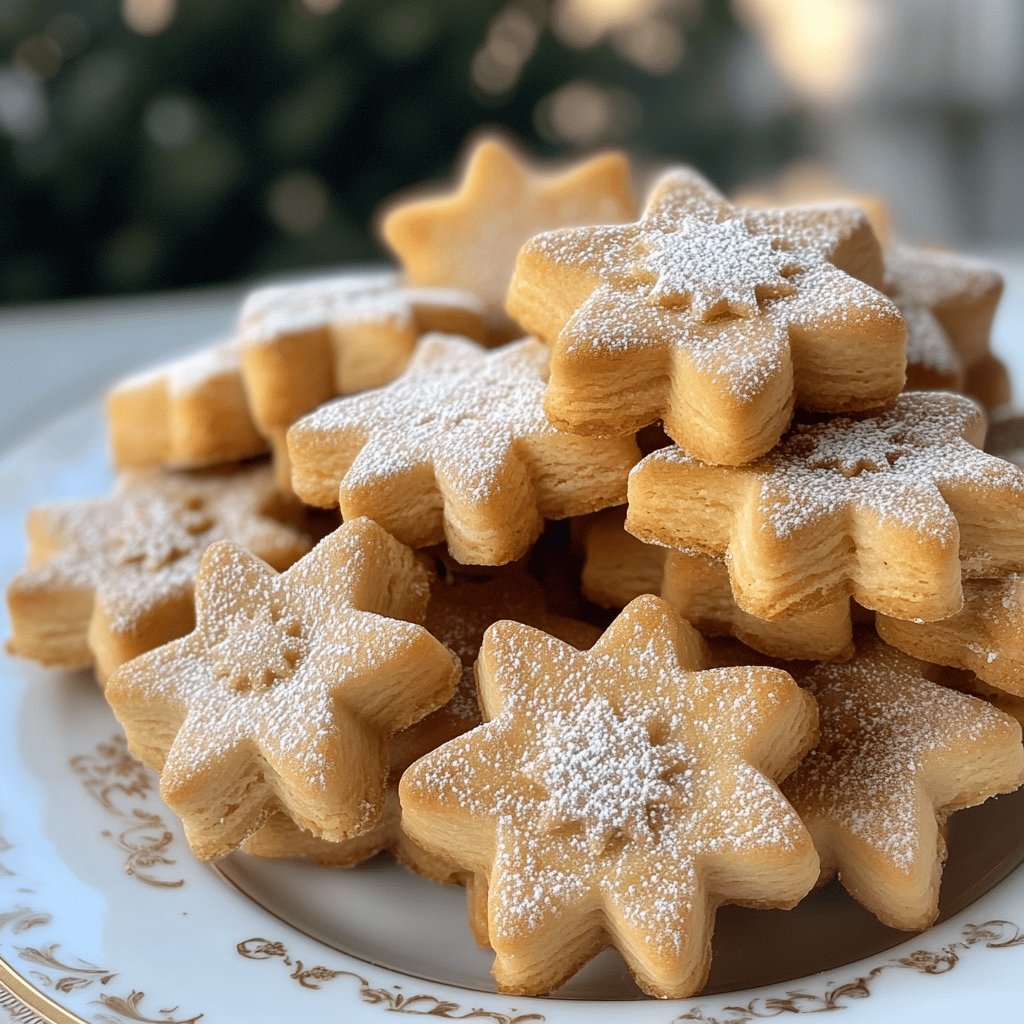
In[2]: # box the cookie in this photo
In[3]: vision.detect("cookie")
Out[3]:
[107,337,267,469]
[105,519,461,860]
[506,166,903,465]
[400,594,819,997]
[6,464,311,681]
[380,134,636,330]
[243,569,599,879]
[287,334,640,565]
[783,637,1024,930]
[238,270,488,486]
[877,573,1024,697]
[884,243,1003,370]
[581,509,854,660]
[627,392,1024,621]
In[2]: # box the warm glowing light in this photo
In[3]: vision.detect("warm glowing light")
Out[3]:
[301,0,344,14]
[470,1,543,97]
[535,80,640,146]
[613,17,684,73]
[121,0,177,37]
[14,35,63,80]
[266,171,331,235]
[734,0,879,105]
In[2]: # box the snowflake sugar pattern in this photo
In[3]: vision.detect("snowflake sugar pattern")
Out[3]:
[287,334,639,565]
[784,637,1024,931]
[507,165,904,465]
[5,465,312,681]
[627,392,1024,621]
[105,519,459,861]
[400,595,819,998]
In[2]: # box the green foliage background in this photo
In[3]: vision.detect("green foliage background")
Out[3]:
[0,0,799,302]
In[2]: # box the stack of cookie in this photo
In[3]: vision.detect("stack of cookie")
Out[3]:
[8,134,1024,1001]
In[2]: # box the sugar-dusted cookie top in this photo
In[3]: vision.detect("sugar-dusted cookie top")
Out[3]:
[106,519,460,860]
[237,270,488,486]
[628,391,1024,621]
[380,135,636,328]
[6,464,312,680]
[507,166,903,465]
[288,334,639,565]
[107,336,267,470]
[400,594,819,998]
[784,636,1024,931]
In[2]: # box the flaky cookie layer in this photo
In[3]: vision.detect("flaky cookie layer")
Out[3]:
[507,166,903,465]
[105,519,460,860]
[628,392,1024,621]
[288,335,639,565]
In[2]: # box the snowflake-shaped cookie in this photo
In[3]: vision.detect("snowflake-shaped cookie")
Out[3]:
[6,465,312,681]
[400,595,819,997]
[627,392,1024,621]
[381,134,636,328]
[107,336,267,470]
[238,270,488,485]
[580,508,854,661]
[783,637,1024,930]
[878,573,1024,697]
[507,167,904,464]
[885,244,1004,398]
[105,518,460,860]
[287,335,639,565]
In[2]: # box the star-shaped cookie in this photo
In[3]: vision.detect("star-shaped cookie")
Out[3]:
[877,573,1024,697]
[238,270,488,486]
[243,569,600,881]
[107,337,267,469]
[380,134,636,329]
[783,637,1024,930]
[506,167,903,464]
[6,464,312,681]
[287,334,640,565]
[400,595,819,997]
[105,518,461,860]
[627,391,1024,621]
[885,244,1004,400]
[581,508,854,661]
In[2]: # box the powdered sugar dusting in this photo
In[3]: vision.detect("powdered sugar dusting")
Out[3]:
[112,336,242,398]
[785,639,1012,871]
[17,466,310,635]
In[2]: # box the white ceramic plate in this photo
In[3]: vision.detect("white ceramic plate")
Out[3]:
[4,400,1024,1024]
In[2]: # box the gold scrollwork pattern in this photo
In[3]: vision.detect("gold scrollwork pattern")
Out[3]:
[69,735,184,889]
[236,938,546,1024]
[674,920,1024,1023]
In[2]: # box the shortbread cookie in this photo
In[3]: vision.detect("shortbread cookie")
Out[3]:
[877,574,1024,697]
[628,392,1024,621]
[6,465,311,681]
[107,337,266,470]
[381,134,636,329]
[238,270,488,484]
[582,509,853,660]
[401,594,819,997]
[288,335,639,565]
[884,243,1003,369]
[507,166,903,464]
[963,353,1012,412]
[244,570,599,878]
[783,637,1024,931]
[105,519,460,860]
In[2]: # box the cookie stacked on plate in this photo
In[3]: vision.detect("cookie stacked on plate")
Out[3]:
[8,134,1024,1000]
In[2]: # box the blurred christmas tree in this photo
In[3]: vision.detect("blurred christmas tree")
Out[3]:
[0,0,799,302]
